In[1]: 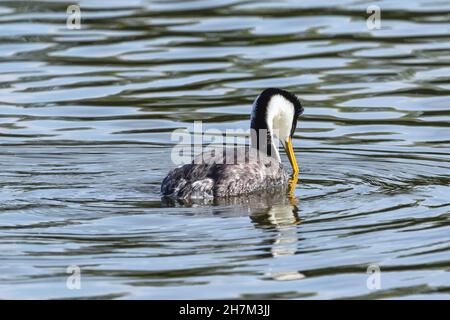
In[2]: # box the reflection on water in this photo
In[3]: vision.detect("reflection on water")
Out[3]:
[250,196,305,281]
[0,0,450,299]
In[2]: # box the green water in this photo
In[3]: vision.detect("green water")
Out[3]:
[0,0,449,299]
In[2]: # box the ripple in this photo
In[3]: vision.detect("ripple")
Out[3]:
[0,0,449,299]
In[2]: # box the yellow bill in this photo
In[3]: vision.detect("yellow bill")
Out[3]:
[284,137,299,174]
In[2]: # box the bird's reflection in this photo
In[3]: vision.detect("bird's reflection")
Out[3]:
[248,178,306,281]
[161,174,305,281]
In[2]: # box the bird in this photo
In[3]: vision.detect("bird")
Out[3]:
[161,88,304,199]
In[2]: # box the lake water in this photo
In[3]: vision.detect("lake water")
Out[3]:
[0,0,449,299]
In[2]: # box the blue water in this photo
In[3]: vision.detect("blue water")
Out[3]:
[0,0,449,299]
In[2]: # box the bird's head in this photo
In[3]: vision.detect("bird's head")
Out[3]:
[250,88,304,173]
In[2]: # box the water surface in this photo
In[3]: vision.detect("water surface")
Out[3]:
[1,0,450,299]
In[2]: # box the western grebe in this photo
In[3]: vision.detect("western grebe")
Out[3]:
[161,88,304,199]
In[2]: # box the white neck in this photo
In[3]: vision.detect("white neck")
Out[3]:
[265,95,295,162]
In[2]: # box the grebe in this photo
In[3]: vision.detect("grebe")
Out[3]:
[161,88,304,199]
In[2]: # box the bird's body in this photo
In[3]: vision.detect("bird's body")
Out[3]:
[161,88,304,199]
[161,146,288,199]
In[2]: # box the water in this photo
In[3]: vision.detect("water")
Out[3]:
[1,0,450,299]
